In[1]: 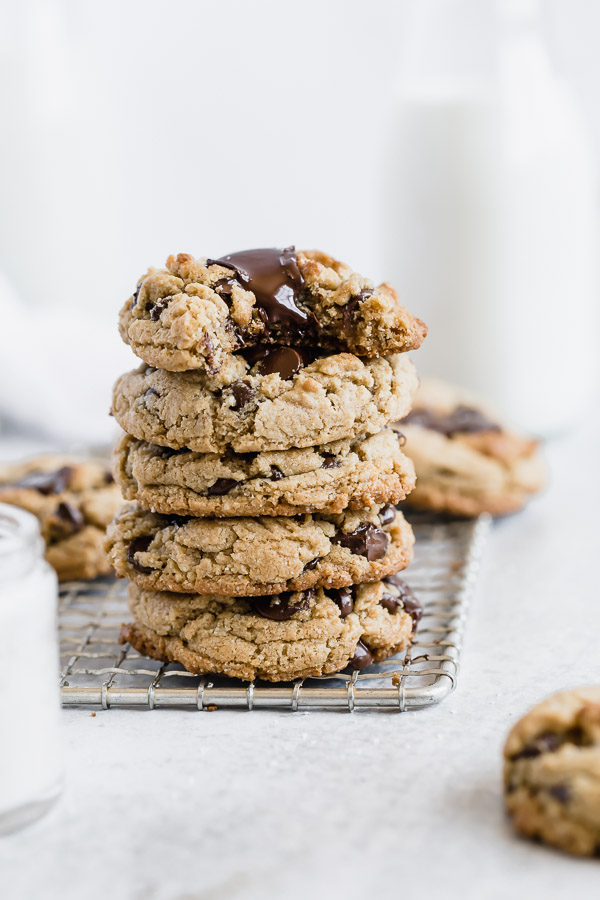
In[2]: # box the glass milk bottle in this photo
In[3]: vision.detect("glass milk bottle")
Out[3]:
[0,504,62,834]
[384,0,599,435]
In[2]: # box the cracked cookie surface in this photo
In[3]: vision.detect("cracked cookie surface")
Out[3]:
[395,378,545,517]
[105,503,414,596]
[0,455,122,581]
[504,687,600,857]
[114,429,415,517]
[119,247,427,373]
[121,576,422,682]
[113,351,417,453]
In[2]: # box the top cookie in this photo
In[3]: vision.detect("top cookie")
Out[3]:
[119,247,427,372]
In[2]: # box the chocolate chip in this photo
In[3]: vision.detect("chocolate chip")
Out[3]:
[321,454,340,469]
[206,478,238,496]
[548,784,571,804]
[303,557,321,571]
[127,536,154,574]
[334,587,354,618]
[270,466,284,481]
[205,247,310,337]
[213,276,238,304]
[51,502,85,537]
[251,589,314,621]
[382,576,423,627]
[378,504,396,526]
[342,298,360,330]
[104,471,115,484]
[229,381,254,411]
[144,388,160,398]
[255,346,308,380]
[130,280,143,310]
[512,732,563,760]
[350,640,373,670]
[147,295,175,321]
[400,405,500,437]
[14,465,73,495]
[335,523,389,561]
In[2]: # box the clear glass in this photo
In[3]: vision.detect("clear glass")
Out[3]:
[0,503,62,835]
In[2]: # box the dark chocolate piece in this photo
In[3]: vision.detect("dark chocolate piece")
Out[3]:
[378,504,396,526]
[127,536,154,574]
[54,502,85,535]
[130,281,143,310]
[269,466,284,481]
[229,382,254,411]
[303,557,321,571]
[255,346,308,380]
[213,276,238,304]
[333,587,354,618]
[321,454,340,469]
[350,640,374,670]
[382,576,423,626]
[400,405,500,437]
[335,523,389,561]
[251,589,314,621]
[206,478,238,496]
[205,247,309,335]
[13,466,73,496]
[147,295,175,321]
[511,732,563,760]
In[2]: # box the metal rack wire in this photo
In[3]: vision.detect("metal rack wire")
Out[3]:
[59,514,490,712]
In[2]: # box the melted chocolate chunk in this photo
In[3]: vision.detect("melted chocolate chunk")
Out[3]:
[14,466,73,496]
[334,587,354,618]
[382,576,423,626]
[335,523,389,561]
[270,466,284,481]
[303,557,322,571]
[205,247,308,335]
[548,784,571,804]
[350,640,374,670]
[378,504,396,526]
[54,502,85,535]
[207,478,238,496]
[400,405,500,437]
[321,454,340,469]
[254,346,309,380]
[213,276,238,304]
[511,732,563,760]
[229,381,254,411]
[251,589,314,621]
[127,536,154,574]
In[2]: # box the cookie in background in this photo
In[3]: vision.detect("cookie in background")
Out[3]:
[394,378,546,517]
[0,456,122,581]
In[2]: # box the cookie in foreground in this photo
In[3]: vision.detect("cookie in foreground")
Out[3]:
[0,455,121,581]
[396,377,545,517]
[104,502,414,596]
[114,429,415,518]
[504,687,600,856]
[120,576,422,682]
[119,247,427,373]
[112,351,417,454]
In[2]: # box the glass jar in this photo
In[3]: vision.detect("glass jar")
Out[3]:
[0,502,62,834]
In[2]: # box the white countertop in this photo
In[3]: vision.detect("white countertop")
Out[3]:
[1,422,599,900]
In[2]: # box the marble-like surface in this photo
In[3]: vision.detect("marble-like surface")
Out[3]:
[1,423,599,900]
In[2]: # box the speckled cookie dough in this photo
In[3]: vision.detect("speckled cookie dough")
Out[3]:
[104,502,414,596]
[121,575,422,682]
[113,429,415,517]
[395,378,545,517]
[119,247,427,373]
[0,455,122,581]
[112,351,417,454]
[504,687,600,857]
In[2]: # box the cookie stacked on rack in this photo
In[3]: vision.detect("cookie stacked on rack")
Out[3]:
[105,248,427,682]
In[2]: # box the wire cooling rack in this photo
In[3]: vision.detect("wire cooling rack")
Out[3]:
[59,514,490,712]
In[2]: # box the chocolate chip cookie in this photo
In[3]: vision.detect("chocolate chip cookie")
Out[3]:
[119,247,427,374]
[114,429,415,517]
[120,575,422,682]
[395,378,546,516]
[112,350,417,454]
[0,455,122,581]
[504,687,600,856]
[104,502,414,596]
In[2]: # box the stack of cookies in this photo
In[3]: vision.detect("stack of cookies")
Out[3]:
[105,248,427,682]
